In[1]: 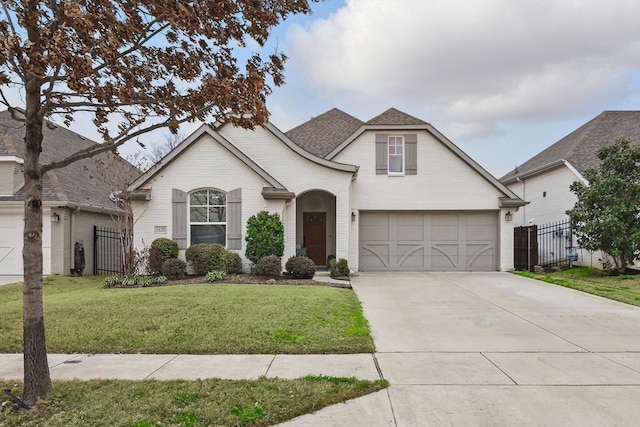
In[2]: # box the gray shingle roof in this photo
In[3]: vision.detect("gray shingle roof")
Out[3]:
[286,107,429,157]
[285,108,364,157]
[500,111,640,183]
[0,109,139,209]
[366,108,428,126]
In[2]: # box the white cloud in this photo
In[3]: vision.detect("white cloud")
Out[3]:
[284,0,640,135]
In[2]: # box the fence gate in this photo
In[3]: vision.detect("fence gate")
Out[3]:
[94,226,124,276]
[514,225,538,271]
[514,219,574,271]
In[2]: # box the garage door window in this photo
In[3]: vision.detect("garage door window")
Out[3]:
[189,189,226,245]
[388,136,404,175]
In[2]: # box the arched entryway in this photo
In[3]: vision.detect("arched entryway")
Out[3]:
[296,190,336,266]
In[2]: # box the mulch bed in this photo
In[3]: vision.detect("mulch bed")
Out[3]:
[168,274,352,289]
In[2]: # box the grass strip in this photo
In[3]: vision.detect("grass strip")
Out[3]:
[0,376,388,427]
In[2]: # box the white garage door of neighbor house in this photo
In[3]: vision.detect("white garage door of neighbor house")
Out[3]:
[359,211,498,271]
[0,214,24,275]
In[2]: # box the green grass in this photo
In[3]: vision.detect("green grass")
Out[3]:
[0,376,389,427]
[517,267,640,306]
[0,276,374,354]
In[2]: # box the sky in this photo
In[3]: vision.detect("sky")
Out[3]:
[262,0,640,177]
[5,0,640,178]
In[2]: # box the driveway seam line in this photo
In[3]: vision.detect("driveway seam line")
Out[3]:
[385,387,399,427]
[481,352,518,385]
[372,353,385,379]
[264,354,277,377]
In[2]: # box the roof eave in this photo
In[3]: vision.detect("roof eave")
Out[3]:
[501,159,567,185]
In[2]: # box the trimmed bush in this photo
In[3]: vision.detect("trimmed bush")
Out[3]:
[245,211,284,264]
[160,258,187,279]
[330,258,350,278]
[206,270,226,283]
[224,251,243,274]
[285,256,316,279]
[185,243,226,275]
[256,255,282,278]
[148,238,179,275]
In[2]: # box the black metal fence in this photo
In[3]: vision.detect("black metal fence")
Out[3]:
[514,219,576,271]
[94,226,124,276]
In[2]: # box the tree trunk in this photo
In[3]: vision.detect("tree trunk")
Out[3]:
[22,76,52,405]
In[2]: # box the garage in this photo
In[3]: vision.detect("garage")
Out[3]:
[359,211,498,271]
[0,213,24,275]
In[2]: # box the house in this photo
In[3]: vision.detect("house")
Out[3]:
[130,108,526,272]
[500,111,640,266]
[501,111,640,226]
[0,109,139,278]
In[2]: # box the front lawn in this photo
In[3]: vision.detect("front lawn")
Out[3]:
[517,267,640,307]
[0,276,374,354]
[0,376,388,427]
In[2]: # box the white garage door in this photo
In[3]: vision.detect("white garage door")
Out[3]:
[0,213,24,275]
[359,211,498,271]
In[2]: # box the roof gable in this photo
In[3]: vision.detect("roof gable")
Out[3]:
[0,109,139,209]
[366,108,428,126]
[285,108,364,157]
[501,111,640,183]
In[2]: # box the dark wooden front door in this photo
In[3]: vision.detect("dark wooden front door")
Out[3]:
[303,212,326,265]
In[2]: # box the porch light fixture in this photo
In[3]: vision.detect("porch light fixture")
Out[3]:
[50,212,60,223]
[505,211,513,222]
[351,212,356,222]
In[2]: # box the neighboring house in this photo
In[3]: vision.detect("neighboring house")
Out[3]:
[0,109,139,277]
[500,111,640,266]
[130,108,525,272]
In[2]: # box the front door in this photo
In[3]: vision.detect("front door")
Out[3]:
[303,212,326,265]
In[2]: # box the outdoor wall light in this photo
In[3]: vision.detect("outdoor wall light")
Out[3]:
[351,212,356,222]
[50,212,60,223]
[505,211,513,222]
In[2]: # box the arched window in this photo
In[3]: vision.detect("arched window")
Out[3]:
[189,189,226,245]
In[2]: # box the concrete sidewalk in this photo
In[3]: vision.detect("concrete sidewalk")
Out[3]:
[0,353,380,381]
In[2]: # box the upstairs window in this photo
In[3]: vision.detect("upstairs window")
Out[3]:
[189,189,226,245]
[388,136,404,175]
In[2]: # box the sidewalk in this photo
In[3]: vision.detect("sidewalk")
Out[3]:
[0,353,380,381]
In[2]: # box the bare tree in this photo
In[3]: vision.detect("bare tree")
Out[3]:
[0,0,314,405]
[145,130,185,168]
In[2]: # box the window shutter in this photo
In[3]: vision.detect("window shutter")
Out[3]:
[226,188,242,250]
[172,188,188,249]
[405,134,417,175]
[375,134,388,175]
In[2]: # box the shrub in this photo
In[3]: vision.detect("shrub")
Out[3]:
[285,256,316,279]
[245,211,284,264]
[148,238,179,275]
[330,258,350,278]
[161,258,187,279]
[185,243,226,275]
[224,251,243,274]
[206,270,226,283]
[256,255,282,278]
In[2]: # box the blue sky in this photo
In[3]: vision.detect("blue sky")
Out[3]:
[5,0,640,178]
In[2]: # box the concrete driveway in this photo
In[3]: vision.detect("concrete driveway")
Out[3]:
[285,272,640,426]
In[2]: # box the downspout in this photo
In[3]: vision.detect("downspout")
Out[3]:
[516,176,525,224]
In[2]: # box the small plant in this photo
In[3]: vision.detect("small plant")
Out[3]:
[235,403,264,426]
[160,258,187,279]
[103,275,123,288]
[285,255,316,279]
[149,238,179,275]
[330,258,350,278]
[224,251,243,274]
[185,243,226,275]
[206,270,226,283]
[245,210,284,263]
[256,255,282,278]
